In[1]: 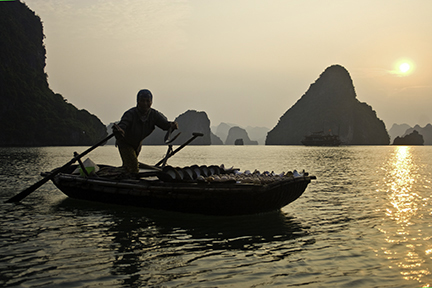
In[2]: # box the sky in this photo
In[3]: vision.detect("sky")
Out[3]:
[23,0,432,130]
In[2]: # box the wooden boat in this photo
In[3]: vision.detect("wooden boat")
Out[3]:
[44,164,316,216]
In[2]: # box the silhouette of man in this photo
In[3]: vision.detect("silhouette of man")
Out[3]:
[113,89,178,173]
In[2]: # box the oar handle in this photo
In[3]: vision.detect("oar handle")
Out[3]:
[5,133,115,203]
[155,132,203,167]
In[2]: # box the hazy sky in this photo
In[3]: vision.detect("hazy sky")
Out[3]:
[23,0,432,129]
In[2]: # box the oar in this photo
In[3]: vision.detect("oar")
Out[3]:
[5,133,115,203]
[155,132,203,167]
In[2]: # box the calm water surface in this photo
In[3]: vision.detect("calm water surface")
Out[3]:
[1,145,431,287]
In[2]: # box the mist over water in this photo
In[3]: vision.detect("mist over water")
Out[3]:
[1,145,431,287]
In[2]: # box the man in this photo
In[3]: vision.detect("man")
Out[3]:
[113,89,178,174]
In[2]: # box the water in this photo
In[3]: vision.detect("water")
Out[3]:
[1,145,431,287]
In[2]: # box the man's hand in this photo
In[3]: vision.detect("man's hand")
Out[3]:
[112,123,125,138]
[164,122,179,143]
[171,122,179,130]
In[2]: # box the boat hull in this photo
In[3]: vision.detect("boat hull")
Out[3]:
[51,173,313,216]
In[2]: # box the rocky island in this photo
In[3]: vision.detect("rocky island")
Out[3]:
[393,130,424,145]
[225,127,258,145]
[141,110,219,145]
[0,1,107,146]
[266,65,389,145]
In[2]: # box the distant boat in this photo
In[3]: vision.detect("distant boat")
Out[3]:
[301,131,342,146]
[234,139,244,145]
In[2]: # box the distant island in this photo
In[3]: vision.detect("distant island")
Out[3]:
[141,110,214,145]
[393,130,424,145]
[3,1,431,147]
[389,123,432,145]
[107,112,268,145]
[266,65,389,145]
[211,123,269,145]
[225,127,258,145]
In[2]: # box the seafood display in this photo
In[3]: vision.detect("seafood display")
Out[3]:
[159,164,307,184]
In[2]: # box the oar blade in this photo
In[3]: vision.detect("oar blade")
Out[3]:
[5,133,115,203]
[5,176,51,203]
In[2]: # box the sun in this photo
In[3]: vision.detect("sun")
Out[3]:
[399,62,410,73]
[393,59,414,76]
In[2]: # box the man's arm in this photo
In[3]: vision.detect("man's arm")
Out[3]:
[154,110,178,131]
[113,109,134,139]
[112,123,125,139]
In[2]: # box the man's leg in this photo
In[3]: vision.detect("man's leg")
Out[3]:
[117,144,139,173]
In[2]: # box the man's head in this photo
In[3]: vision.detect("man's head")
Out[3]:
[137,89,153,102]
[137,89,153,113]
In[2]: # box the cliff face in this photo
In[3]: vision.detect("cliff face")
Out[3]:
[0,1,107,146]
[266,65,389,145]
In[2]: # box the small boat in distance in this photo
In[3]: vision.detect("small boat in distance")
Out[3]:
[234,138,244,145]
[301,131,342,146]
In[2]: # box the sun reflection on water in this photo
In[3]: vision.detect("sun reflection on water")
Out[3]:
[385,146,419,224]
[377,146,431,286]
